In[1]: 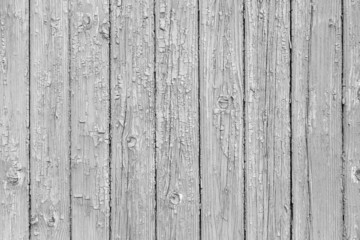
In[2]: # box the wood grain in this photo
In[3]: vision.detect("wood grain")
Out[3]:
[70,0,110,239]
[344,0,360,239]
[155,0,200,239]
[291,1,312,239]
[0,1,353,239]
[245,0,291,239]
[30,0,70,238]
[110,0,156,239]
[292,0,343,239]
[0,0,29,239]
[199,0,245,239]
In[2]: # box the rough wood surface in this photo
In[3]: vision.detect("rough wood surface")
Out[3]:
[70,0,110,239]
[110,0,156,239]
[30,0,70,239]
[291,1,312,239]
[0,1,355,239]
[199,0,245,239]
[292,0,343,239]
[155,0,200,239]
[344,1,360,239]
[245,0,291,239]
[0,0,29,239]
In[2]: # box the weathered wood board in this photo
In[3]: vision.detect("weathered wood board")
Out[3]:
[110,0,156,239]
[70,0,110,239]
[155,0,200,239]
[344,0,360,239]
[292,0,343,239]
[200,0,245,239]
[0,0,29,239]
[245,0,291,239]
[0,0,355,239]
[291,1,312,238]
[30,0,70,239]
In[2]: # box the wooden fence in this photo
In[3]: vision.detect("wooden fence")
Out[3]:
[0,0,358,239]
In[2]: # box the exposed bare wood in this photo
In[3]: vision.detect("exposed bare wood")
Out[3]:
[0,0,29,239]
[70,0,110,239]
[155,0,200,239]
[292,0,343,239]
[199,0,245,239]
[245,0,291,239]
[30,0,70,238]
[110,0,156,239]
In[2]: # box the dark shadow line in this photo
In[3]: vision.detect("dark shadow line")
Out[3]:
[68,0,72,239]
[108,0,112,239]
[153,1,158,239]
[197,0,202,239]
[289,0,293,239]
[341,0,346,238]
[28,0,32,238]
[242,0,247,239]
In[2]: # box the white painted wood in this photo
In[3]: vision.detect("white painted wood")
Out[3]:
[245,0,291,239]
[30,0,70,238]
[200,0,245,239]
[0,0,30,239]
[155,0,200,239]
[292,0,343,239]
[110,0,156,239]
[70,0,110,239]
[344,0,360,239]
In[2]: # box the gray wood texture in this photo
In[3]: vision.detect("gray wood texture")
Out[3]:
[110,0,156,239]
[0,0,356,239]
[155,0,200,239]
[245,0,291,239]
[30,0,70,239]
[0,0,29,239]
[292,0,343,239]
[200,0,245,239]
[70,0,110,239]
[344,0,360,239]
[291,1,312,238]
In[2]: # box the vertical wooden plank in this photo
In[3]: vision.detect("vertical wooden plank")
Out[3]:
[291,1,312,239]
[199,0,244,239]
[110,0,156,239]
[70,0,110,239]
[292,0,343,239]
[245,0,291,239]
[344,0,360,239]
[0,0,29,239]
[30,0,70,239]
[155,0,200,239]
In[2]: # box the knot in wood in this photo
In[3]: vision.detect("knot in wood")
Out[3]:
[218,96,232,109]
[169,192,182,205]
[127,136,137,148]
